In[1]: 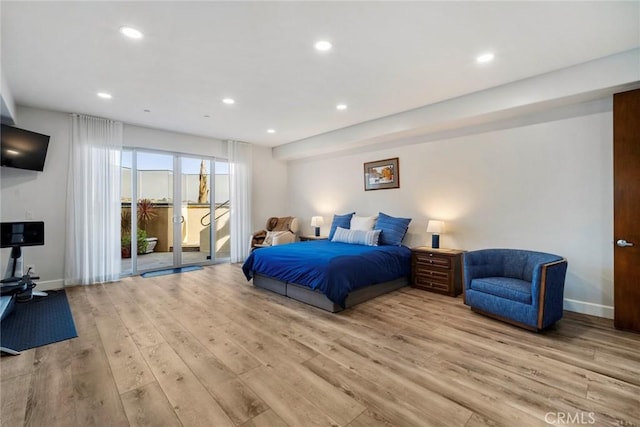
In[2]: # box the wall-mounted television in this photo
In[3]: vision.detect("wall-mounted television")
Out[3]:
[1,124,50,172]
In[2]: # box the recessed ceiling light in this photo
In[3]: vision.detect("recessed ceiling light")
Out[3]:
[476,52,495,64]
[222,98,235,105]
[267,129,276,134]
[97,92,112,99]
[120,26,143,39]
[203,114,210,118]
[336,104,347,110]
[144,109,151,113]
[6,149,19,156]
[314,40,332,51]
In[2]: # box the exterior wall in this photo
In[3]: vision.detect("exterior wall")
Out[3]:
[121,168,230,204]
[122,204,229,257]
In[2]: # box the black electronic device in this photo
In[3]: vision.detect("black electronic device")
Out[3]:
[1,221,45,248]
[1,124,50,172]
[1,221,45,281]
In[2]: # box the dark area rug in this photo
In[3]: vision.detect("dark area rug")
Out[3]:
[141,265,203,278]
[1,289,77,352]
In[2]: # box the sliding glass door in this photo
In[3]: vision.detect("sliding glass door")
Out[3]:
[121,149,229,275]
[213,160,230,259]
[179,157,213,265]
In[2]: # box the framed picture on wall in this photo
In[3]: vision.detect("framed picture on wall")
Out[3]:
[364,157,399,191]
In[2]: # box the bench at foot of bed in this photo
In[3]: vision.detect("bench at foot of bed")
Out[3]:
[252,274,408,312]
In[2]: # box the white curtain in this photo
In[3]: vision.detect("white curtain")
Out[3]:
[228,140,252,262]
[65,114,123,285]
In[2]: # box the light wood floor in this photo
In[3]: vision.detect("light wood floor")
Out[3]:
[2,264,639,427]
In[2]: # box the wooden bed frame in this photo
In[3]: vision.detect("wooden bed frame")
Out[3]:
[252,273,408,312]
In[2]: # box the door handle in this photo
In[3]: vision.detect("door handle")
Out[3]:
[616,239,634,247]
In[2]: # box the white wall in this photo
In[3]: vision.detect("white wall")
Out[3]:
[288,104,615,318]
[1,107,71,289]
[124,124,227,159]
[1,67,17,123]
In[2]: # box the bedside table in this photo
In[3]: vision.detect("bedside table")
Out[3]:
[411,247,465,296]
[299,235,328,242]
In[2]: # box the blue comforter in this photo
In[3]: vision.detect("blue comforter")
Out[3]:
[242,240,411,307]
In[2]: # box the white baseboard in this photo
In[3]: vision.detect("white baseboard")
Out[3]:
[35,279,65,292]
[564,298,614,319]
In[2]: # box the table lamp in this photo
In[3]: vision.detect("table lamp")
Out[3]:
[310,216,324,237]
[426,220,445,249]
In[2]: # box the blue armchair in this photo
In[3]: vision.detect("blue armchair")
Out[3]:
[463,249,568,331]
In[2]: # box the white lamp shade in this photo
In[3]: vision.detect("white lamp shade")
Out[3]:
[426,220,445,234]
[310,216,324,227]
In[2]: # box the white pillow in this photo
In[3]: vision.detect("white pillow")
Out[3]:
[331,226,381,246]
[350,215,377,231]
[263,230,289,245]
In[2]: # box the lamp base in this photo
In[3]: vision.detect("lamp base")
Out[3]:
[431,234,440,249]
[314,227,320,237]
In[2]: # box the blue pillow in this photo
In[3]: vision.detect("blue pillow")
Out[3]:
[331,227,381,246]
[328,212,355,241]
[375,212,411,246]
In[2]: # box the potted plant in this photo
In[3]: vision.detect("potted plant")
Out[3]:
[137,199,158,253]
[121,210,132,258]
[120,230,150,256]
[136,229,149,255]
[121,233,132,258]
[121,207,155,255]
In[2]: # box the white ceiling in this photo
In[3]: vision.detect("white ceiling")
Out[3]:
[2,1,639,147]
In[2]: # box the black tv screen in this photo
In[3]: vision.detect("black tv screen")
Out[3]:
[1,124,50,172]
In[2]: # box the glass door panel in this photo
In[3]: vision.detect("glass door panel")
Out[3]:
[214,160,230,260]
[180,157,212,265]
[120,150,133,275]
[136,151,174,272]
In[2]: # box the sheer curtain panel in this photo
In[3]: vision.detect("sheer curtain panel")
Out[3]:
[65,114,123,285]
[228,140,253,262]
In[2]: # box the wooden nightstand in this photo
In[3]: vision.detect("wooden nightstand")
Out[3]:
[299,235,328,242]
[411,247,465,296]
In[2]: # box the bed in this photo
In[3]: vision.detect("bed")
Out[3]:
[242,240,411,312]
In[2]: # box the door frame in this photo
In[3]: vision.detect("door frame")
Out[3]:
[122,147,226,276]
[176,155,218,268]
